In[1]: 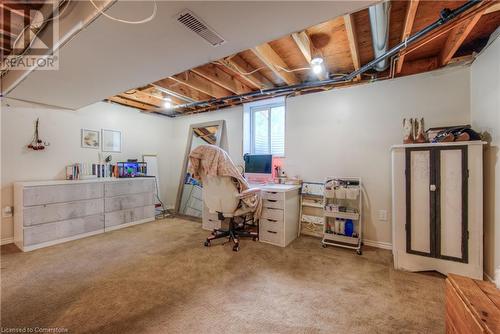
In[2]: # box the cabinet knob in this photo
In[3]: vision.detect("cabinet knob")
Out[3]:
[430,184,437,191]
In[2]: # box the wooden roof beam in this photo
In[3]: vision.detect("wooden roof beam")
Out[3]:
[439,8,485,66]
[170,71,233,98]
[343,14,362,80]
[396,0,420,74]
[191,63,252,95]
[219,54,274,90]
[251,43,300,85]
[291,31,327,80]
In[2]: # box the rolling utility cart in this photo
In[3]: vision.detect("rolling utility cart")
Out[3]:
[322,177,363,255]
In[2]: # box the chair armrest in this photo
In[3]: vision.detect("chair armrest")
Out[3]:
[237,187,261,199]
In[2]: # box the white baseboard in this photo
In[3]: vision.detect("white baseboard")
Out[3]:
[1,237,14,246]
[363,239,392,250]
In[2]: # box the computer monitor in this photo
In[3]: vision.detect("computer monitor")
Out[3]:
[244,154,273,183]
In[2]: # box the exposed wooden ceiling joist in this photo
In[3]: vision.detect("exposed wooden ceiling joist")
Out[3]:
[108,95,160,112]
[121,90,165,108]
[191,63,253,95]
[396,0,420,74]
[439,8,486,66]
[220,54,274,89]
[109,1,500,116]
[251,43,300,85]
[154,78,212,102]
[140,86,185,106]
[343,14,361,80]
[170,71,233,99]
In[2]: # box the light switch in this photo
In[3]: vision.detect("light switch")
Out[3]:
[378,210,387,221]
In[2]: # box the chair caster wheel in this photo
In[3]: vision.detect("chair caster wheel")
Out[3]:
[233,245,239,252]
[253,237,258,241]
[356,249,362,255]
[204,241,211,247]
[322,244,327,248]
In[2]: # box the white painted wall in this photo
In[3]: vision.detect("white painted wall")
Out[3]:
[168,67,471,245]
[1,101,173,242]
[470,36,500,280]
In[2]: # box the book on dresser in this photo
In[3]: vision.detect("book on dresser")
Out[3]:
[14,178,156,251]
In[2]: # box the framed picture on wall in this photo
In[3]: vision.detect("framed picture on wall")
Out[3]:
[81,129,100,149]
[102,129,121,152]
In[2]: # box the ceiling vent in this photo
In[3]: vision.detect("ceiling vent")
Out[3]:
[176,10,225,47]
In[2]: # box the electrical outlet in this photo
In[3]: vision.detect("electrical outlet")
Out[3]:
[377,210,387,222]
[2,206,13,218]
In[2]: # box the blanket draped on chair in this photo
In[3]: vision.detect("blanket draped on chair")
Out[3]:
[188,144,262,218]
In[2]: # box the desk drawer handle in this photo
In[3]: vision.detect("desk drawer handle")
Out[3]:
[267,219,278,222]
[267,230,277,234]
[267,200,277,203]
[269,192,277,194]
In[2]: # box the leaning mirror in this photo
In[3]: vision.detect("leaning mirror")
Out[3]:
[175,120,225,218]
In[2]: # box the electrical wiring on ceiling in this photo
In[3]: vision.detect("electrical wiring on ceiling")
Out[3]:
[89,0,157,25]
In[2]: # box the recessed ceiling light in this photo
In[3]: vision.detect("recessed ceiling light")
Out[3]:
[311,57,324,74]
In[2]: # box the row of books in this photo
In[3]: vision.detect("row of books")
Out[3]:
[65,163,116,180]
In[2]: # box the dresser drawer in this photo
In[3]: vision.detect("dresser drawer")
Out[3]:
[261,207,283,221]
[23,183,103,206]
[105,205,155,228]
[262,191,283,201]
[23,214,104,246]
[105,192,154,212]
[259,219,284,245]
[262,198,284,209]
[23,198,103,226]
[105,179,154,197]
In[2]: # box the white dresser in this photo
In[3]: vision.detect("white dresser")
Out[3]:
[201,183,301,247]
[14,178,155,251]
[391,141,484,279]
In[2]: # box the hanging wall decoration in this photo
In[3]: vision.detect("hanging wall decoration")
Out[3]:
[27,118,49,151]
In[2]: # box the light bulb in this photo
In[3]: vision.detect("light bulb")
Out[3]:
[311,57,324,74]
[164,97,172,109]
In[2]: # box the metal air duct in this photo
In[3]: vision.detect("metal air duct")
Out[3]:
[368,1,392,71]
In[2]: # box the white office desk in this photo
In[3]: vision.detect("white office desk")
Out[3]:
[251,183,301,247]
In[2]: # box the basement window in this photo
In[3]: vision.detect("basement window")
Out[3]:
[243,97,285,157]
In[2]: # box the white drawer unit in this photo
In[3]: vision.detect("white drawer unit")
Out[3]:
[258,185,300,248]
[14,178,156,251]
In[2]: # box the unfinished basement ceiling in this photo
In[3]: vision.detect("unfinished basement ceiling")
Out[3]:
[3,0,375,109]
[106,0,500,117]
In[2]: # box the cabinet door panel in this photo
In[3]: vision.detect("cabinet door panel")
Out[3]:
[439,150,463,258]
[406,149,432,255]
[437,146,468,263]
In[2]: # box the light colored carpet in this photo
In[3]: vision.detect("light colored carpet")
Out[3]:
[1,218,444,333]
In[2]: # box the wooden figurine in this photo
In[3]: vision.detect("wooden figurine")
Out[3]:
[403,118,414,144]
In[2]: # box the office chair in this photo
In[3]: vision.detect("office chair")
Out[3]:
[203,175,260,252]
